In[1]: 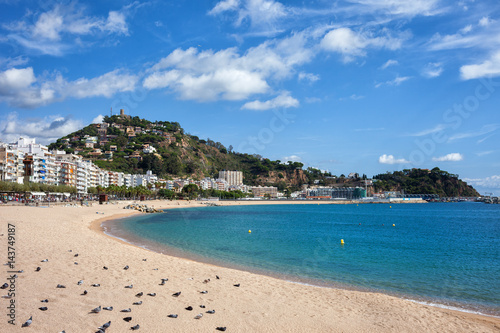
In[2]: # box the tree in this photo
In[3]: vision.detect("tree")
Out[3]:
[158,189,175,200]
[182,184,199,199]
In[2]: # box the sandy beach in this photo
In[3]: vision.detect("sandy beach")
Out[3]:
[0,200,499,332]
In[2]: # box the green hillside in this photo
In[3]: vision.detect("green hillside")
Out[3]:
[373,168,480,197]
[48,115,323,192]
[48,114,480,197]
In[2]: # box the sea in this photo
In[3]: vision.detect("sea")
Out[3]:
[103,202,500,317]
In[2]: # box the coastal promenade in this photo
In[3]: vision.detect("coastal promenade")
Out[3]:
[0,200,498,332]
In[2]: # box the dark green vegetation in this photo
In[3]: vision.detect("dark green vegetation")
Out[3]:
[86,184,248,201]
[0,181,77,194]
[373,168,480,197]
[48,115,330,192]
[48,115,479,197]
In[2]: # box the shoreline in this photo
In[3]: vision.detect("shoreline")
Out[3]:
[97,201,500,320]
[1,200,498,332]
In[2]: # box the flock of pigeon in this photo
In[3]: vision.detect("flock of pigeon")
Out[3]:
[5,250,245,331]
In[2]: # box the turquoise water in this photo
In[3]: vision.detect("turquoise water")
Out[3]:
[106,202,500,316]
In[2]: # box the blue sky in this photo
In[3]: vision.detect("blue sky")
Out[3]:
[0,0,499,195]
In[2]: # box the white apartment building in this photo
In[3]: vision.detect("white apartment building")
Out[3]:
[214,179,228,191]
[0,144,25,183]
[219,170,243,186]
[13,138,57,185]
[2,137,248,196]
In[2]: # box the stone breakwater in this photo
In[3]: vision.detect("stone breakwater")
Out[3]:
[123,203,163,213]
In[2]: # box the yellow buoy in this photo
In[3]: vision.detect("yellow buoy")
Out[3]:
[248,230,252,233]
[390,206,392,208]
[392,224,395,227]
[340,239,344,245]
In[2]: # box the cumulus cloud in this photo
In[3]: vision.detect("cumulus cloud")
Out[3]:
[65,69,137,98]
[143,32,313,102]
[0,67,137,108]
[143,48,270,101]
[460,51,500,80]
[241,91,299,110]
[92,114,104,124]
[282,155,302,162]
[432,153,464,162]
[4,3,130,55]
[320,27,407,62]
[378,154,410,164]
[0,112,83,145]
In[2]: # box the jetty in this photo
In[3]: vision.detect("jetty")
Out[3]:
[123,203,163,213]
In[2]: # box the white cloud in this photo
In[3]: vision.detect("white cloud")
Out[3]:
[340,94,365,101]
[0,56,30,69]
[105,11,128,35]
[5,3,130,55]
[298,72,319,82]
[380,59,398,69]
[320,28,367,61]
[460,24,473,34]
[91,114,104,124]
[209,0,288,34]
[282,155,302,162]
[392,76,411,85]
[144,32,314,102]
[66,69,137,98]
[349,94,364,100]
[348,0,442,17]
[33,9,64,41]
[0,112,83,145]
[409,124,447,136]
[448,124,500,142]
[0,67,59,108]
[375,75,411,87]
[0,67,137,108]
[320,27,407,62]
[479,17,493,27]
[476,151,494,157]
[432,153,464,162]
[209,0,241,15]
[378,154,410,164]
[242,92,299,110]
[427,19,500,53]
[422,62,443,78]
[463,175,500,189]
[0,67,36,90]
[460,51,500,80]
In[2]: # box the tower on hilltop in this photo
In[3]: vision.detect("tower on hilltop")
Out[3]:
[119,109,131,119]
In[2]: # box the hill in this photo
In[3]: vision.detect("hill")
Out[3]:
[372,168,480,197]
[47,114,324,192]
[48,114,480,197]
